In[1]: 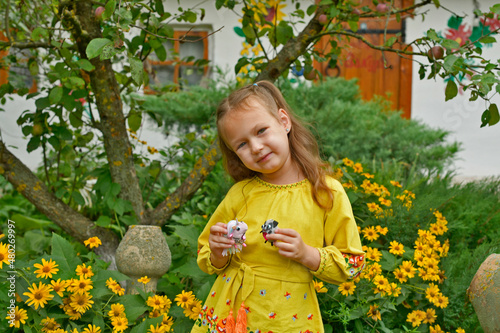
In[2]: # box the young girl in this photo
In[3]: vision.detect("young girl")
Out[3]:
[193,81,364,333]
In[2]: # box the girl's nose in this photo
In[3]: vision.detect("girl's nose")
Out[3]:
[250,139,263,154]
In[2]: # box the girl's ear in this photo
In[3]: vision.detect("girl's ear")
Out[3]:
[278,108,291,130]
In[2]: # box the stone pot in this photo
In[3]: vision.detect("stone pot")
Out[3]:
[115,225,171,294]
[467,253,500,333]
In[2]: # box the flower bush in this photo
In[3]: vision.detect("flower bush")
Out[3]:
[0,234,202,333]
[317,158,464,333]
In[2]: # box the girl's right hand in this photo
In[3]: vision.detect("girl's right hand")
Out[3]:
[208,222,234,268]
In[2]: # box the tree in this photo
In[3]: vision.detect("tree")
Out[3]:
[1,0,499,262]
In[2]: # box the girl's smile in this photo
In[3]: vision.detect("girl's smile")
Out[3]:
[220,98,303,184]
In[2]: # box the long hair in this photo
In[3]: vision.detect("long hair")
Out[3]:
[216,81,333,209]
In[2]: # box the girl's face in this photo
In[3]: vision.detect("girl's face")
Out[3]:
[220,98,302,184]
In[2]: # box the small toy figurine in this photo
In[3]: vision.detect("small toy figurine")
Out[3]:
[222,219,248,256]
[261,219,279,246]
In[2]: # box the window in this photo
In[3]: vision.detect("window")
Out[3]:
[145,29,210,92]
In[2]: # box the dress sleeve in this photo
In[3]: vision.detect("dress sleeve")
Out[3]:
[311,178,365,285]
[197,184,238,275]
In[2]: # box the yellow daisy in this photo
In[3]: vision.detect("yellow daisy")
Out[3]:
[147,295,167,311]
[430,324,445,333]
[313,280,328,293]
[148,324,167,333]
[406,311,422,327]
[366,247,382,262]
[389,241,405,256]
[75,263,94,279]
[425,283,441,303]
[69,291,94,313]
[108,303,126,318]
[423,308,437,324]
[0,242,11,269]
[393,268,408,283]
[111,316,129,332]
[34,258,59,279]
[84,236,102,249]
[183,299,202,320]
[174,290,195,309]
[367,304,381,321]
[23,281,54,309]
[68,276,93,294]
[434,294,449,308]
[40,316,60,332]
[338,281,356,296]
[50,279,69,297]
[6,306,28,328]
[138,276,151,284]
[82,324,102,333]
[400,261,417,278]
[361,226,379,242]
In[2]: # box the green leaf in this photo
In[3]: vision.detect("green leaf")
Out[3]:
[49,86,63,104]
[234,57,250,74]
[441,39,460,50]
[10,214,52,231]
[348,20,358,32]
[276,21,293,45]
[445,80,458,101]
[71,191,85,206]
[490,4,500,15]
[62,76,85,89]
[480,36,496,44]
[51,233,81,278]
[306,5,317,16]
[100,44,118,60]
[128,111,142,132]
[121,294,149,322]
[27,136,41,152]
[488,103,499,126]
[31,27,48,41]
[86,38,113,59]
[384,36,398,47]
[432,0,440,7]
[29,61,39,76]
[443,55,459,71]
[233,26,245,38]
[95,216,111,227]
[481,109,490,127]
[76,59,95,71]
[129,56,143,86]
[426,29,439,41]
[103,0,117,20]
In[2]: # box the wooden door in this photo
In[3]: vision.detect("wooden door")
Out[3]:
[314,0,413,118]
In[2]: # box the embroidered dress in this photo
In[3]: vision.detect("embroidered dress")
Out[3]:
[192,176,364,333]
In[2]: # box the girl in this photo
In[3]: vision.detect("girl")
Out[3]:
[193,81,364,333]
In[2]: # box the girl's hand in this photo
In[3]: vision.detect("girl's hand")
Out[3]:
[208,222,234,268]
[265,228,320,271]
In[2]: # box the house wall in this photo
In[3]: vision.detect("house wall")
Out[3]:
[1,0,499,179]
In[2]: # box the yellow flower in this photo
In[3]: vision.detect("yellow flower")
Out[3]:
[389,241,405,256]
[148,324,167,333]
[338,281,356,296]
[111,316,129,332]
[82,324,102,333]
[366,202,381,213]
[174,290,195,309]
[430,324,445,333]
[393,268,408,283]
[400,261,417,278]
[138,276,151,284]
[425,283,441,303]
[367,304,381,321]
[84,236,102,249]
[362,226,379,242]
[313,280,328,293]
[373,275,391,294]
[40,316,60,332]
[68,277,93,294]
[406,311,422,327]
[6,306,28,328]
[69,291,94,313]
[108,303,126,318]
[342,157,354,167]
[390,180,402,187]
[64,302,83,320]
[75,263,94,279]
[362,172,374,179]
[423,308,437,324]
[375,225,388,235]
[50,279,69,297]
[183,299,202,320]
[23,281,54,309]
[353,163,363,173]
[0,242,11,269]
[161,314,174,331]
[434,294,449,308]
[366,247,382,262]
[389,282,401,297]
[378,197,392,207]
[456,328,465,333]
[147,295,167,311]
[34,258,59,279]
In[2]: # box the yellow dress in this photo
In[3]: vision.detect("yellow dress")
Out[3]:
[192,176,365,333]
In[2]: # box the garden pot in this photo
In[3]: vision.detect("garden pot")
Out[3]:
[115,225,171,294]
[467,253,500,333]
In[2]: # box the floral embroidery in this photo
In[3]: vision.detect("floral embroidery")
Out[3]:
[284,291,291,300]
[226,277,231,283]
[343,253,365,279]
[307,314,313,320]
[222,274,226,280]
[255,176,308,189]
[269,312,276,319]
[260,289,267,296]
[226,299,231,306]
[211,291,217,297]
[304,293,307,299]
[292,314,298,321]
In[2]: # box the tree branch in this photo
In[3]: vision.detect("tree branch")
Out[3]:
[150,138,221,226]
[0,140,120,263]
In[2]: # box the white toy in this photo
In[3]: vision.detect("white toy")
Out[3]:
[222,219,248,256]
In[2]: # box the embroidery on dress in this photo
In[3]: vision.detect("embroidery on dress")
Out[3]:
[284,291,291,300]
[343,253,365,279]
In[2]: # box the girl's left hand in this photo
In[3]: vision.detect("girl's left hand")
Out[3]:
[266,228,320,271]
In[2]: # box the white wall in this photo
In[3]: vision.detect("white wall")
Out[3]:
[406,0,500,179]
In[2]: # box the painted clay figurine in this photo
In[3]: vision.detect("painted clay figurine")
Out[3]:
[222,219,248,256]
[261,219,279,246]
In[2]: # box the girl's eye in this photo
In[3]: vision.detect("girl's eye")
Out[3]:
[257,128,266,134]
[236,142,246,150]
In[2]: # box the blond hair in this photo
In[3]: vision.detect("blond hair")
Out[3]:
[216,81,333,209]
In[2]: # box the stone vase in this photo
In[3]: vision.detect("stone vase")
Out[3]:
[467,253,500,333]
[115,225,171,294]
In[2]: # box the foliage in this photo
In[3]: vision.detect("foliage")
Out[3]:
[0,234,205,332]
